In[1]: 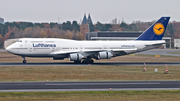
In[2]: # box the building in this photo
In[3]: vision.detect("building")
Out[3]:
[87,14,93,24]
[81,13,93,34]
[82,13,93,25]
[0,17,4,23]
[86,31,172,48]
[174,39,180,49]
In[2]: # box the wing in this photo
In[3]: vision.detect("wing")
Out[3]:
[50,48,137,56]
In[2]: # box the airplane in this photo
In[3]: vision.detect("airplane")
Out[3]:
[5,17,170,64]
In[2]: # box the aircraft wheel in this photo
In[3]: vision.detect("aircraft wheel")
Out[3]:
[77,61,81,64]
[82,59,94,64]
[74,61,81,64]
[82,60,86,64]
[90,60,94,64]
[23,60,27,64]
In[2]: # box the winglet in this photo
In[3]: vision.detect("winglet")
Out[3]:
[136,17,170,40]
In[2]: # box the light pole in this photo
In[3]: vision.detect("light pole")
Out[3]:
[87,19,90,40]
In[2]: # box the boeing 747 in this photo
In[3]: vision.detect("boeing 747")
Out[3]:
[5,17,170,64]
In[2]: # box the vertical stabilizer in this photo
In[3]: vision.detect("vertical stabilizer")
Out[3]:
[136,17,170,40]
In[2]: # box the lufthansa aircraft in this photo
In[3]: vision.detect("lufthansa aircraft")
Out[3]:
[6,17,170,64]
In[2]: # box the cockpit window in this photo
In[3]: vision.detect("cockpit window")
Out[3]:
[16,40,22,42]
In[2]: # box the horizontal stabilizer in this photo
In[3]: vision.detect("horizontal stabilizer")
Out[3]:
[145,41,173,46]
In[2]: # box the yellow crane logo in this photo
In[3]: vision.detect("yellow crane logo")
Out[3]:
[153,23,165,35]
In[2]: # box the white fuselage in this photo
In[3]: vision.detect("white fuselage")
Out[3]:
[6,38,165,59]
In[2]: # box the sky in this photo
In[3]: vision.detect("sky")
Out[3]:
[0,0,179,24]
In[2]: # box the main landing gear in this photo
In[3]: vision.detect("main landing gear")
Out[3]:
[74,61,81,64]
[22,57,27,64]
[82,58,94,64]
[74,58,94,64]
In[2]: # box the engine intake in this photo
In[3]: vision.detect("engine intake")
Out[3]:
[69,53,82,61]
[98,52,111,59]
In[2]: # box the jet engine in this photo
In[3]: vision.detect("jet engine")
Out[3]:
[98,52,111,59]
[69,53,82,61]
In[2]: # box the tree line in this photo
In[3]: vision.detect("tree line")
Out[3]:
[0,20,179,48]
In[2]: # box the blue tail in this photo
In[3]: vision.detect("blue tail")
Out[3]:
[136,17,170,40]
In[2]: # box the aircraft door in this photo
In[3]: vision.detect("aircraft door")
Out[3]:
[19,40,30,54]
[29,47,32,52]
[52,47,55,52]
[103,45,107,50]
[24,40,32,53]
[80,45,83,51]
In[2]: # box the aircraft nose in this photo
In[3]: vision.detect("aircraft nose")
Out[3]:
[6,46,11,52]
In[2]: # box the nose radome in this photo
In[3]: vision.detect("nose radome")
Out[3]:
[6,46,11,52]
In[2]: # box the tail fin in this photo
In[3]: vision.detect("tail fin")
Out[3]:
[136,17,170,40]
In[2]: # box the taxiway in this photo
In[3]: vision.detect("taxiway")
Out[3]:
[0,62,180,66]
[0,81,180,92]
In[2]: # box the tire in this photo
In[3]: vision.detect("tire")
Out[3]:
[77,61,81,64]
[74,61,77,64]
[74,61,81,64]
[82,59,94,64]
[23,60,27,64]
[90,60,94,64]
[82,60,85,64]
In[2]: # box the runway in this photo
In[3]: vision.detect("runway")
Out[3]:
[1,62,180,66]
[0,81,180,92]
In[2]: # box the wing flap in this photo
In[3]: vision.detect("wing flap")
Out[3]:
[112,48,137,51]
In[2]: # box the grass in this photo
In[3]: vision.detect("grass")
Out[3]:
[0,65,179,82]
[0,90,180,101]
[168,52,180,54]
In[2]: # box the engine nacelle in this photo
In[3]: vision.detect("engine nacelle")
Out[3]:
[98,52,112,59]
[69,53,82,61]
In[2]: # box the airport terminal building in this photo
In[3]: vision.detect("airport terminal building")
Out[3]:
[86,31,172,48]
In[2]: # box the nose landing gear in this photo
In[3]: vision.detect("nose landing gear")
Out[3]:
[23,60,27,64]
[22,57,27,64]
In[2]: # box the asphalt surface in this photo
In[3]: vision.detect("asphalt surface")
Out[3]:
[0,81,180,92]
[0,49,6,52]
[1,62,180,66]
